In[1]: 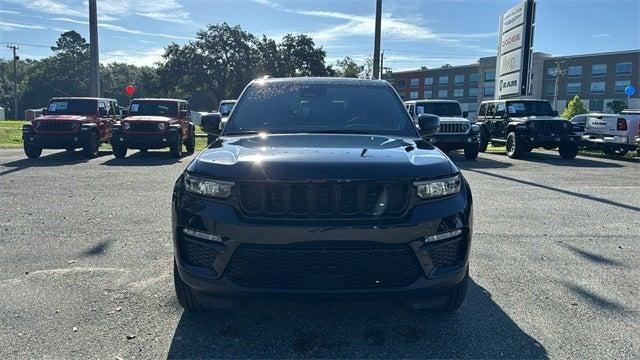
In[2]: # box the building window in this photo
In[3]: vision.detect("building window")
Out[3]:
[454,74,465,84]
[590,81,605,94]
[469,87,479,97]
[469,73,479,83]
[438,89,448,98]
[483,85,494,97]
[484,71,495,82]
[589,99,603,112]
[467,103,478,112]
[397,80,406,88]
[616,62,632,75]
[410,91,419,100]
[591,64,607,76]
[615,80,631,93]
[423,90,433,98]
[399,93,406,101]
[544,82,555,95]
[567,65,582,77]
[453,88,464,97]
[438,76,449,85]
[410,78,419,88]
[547,67,557,78]
[566,82,581,94]
[424,77,434,85]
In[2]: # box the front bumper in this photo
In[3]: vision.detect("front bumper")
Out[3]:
[172,179,473,301]
[112,130,180,149]
[518,132,580,146]
[23,127,90,149]
[432,133,479,149]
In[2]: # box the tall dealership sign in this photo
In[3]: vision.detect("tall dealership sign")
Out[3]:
[495,0,536,99]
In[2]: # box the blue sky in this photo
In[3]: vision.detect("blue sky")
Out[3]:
[1,0,639,70]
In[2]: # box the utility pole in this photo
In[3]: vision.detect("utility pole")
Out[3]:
[89,0,100,97]
[553,59,567,111]
[372,0,382,79]
[379,51,384,79]
[6,43,19,119]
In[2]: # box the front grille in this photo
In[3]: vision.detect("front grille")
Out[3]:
[237,181,409,219]
[179,237,221,269]
[423,239,466,268]
[128,122,162,133]
[38,121,76,132]
[439,123,467,134]
[535,121,565,134]
[226,242,423,289]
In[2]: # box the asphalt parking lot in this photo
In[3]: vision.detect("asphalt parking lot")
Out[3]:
[0,148,638,359]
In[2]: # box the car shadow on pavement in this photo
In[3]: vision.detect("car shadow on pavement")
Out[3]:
[560,243,625,267]
[0,150,109,177]
[447,153,513,170]
[100,150,188,167]
[493,151,624,168]
[166,279,548,359]
[466,168,640,213]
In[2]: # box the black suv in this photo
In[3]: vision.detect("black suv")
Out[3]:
[172,78,473,312]
[477,99,581,159]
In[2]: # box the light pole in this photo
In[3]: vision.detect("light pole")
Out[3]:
[372,0,382,79]
[89,0,100,97]
[553,59,566,111]
[6,43,19,119]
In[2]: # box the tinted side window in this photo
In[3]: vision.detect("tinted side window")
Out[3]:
[486,103,495,117]
[479,104,487,117]
[496,102,506,117]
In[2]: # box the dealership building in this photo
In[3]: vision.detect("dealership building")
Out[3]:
[389,49,639,120]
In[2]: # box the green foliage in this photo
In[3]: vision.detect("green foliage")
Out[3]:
[561,95,588,119]
[335,57,363,78]
[606,99,627,114]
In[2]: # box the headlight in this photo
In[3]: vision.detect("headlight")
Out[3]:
[123,122,131,130]
[414,174,461,199]
[158,122,166,130]
[528,122,536,129]
[34,121,41,129]
[184,172,234,199]
[562,121,569,129]
[463,123,470,131]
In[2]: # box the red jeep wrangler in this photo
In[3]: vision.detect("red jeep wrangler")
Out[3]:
[112,98,196,159]
[23,97,120,159]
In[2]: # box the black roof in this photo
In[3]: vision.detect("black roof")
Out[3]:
[250,77,391,87]
[50,97,117,101]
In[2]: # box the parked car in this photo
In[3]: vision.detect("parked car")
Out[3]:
[476,99,581,159]
[405,100,480,159]
[217,99,237,130]
[173,77,473,312]
[581,110,639,158]
[111,98,196,159]
[23,97,120,159]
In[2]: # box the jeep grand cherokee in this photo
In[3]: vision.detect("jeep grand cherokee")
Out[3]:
[172,78,473,312]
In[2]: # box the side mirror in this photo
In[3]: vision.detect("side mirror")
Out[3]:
[552,110,559,117]
[201,112,222,137]
[462,111,469,118]
[41,109,47,116]
[99,109,108,117]
[417,113,440,137]
[180,109,189,118]
[122,109,129,118]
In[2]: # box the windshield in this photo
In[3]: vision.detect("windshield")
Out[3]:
[219,102,235,116]
[224,83,417,137]
[416,102,462,117]
[129,101,178,116]
[507,101,555,116]
[46,99,97,115]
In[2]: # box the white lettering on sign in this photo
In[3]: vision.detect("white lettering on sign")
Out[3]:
[502,1,525,31]
[500,50,522,75]
[498,72,521,97]
[501,25,524,54]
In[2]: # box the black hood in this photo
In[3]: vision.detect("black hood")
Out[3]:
[188,134,456,181]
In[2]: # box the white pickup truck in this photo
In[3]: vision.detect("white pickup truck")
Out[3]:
[582,110,639,157]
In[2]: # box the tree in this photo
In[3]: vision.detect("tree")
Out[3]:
[606,99,627,114]
[441,63,452,68]
[561,95,588,119]
[278,34,331,77]
[50,31,90,90]
[335,57,363,78]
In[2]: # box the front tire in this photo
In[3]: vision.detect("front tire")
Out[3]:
[185,126,196,154]
[464,142,479,160]
[479,126,488,152]
[505,132,524,159]
[558,141,579,159]
[83,131,99,159]
[174,261,204,312]
[439,269,470,312]
[170,139,182,158]
[24,143,42,159]
[112,145,127,159]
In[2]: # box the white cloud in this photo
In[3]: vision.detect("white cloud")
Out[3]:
[101,47,165,67]
[49,17,194,40]
[5,0,85,18]
[0,21,47,31]
[0,9,22,15]
[591,33,611,38]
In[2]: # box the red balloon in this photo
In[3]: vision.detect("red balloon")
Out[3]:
[124,84,136,96]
